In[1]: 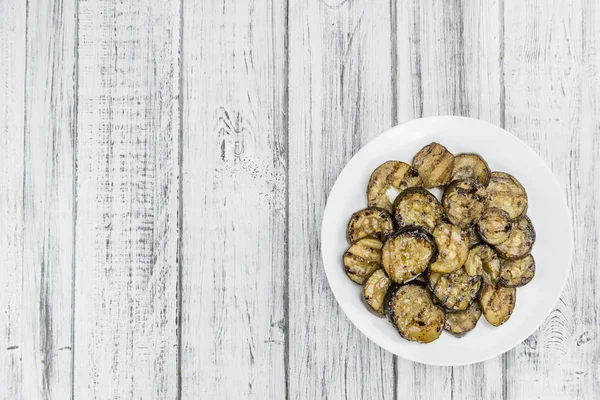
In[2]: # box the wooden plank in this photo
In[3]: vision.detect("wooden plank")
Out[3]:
[503,0,599,397]
[0,1,26,398]
[287,0,396,398]
[21,0,77,398]
[179,1,287,398]
[395,0,503,397]
[74,0,181,398]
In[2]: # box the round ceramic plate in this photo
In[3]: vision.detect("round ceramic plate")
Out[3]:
[321,116,572,366]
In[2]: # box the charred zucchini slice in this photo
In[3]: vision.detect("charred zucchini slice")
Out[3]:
[382,228,436,283]
[343,238,383,284]
[487,172,528,219]
[466,227,483,248]
[430,222,469,274]
[367,161,423,212]
[477,207,512,245]
[479,284,516,326]
[363,269,393,315]
[346,208,395,244]
[494,216,536,260]
[451,153,491,186]
[465,243,501,285]
[444,301,482,337]
[387,284,445,343]
[429,267,482,311]
[393,187,444,233]
[499,254,535,287]
[442,179,487,229]
[412,142,455,188]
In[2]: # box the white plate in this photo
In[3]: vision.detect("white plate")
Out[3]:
[321,116,572,366]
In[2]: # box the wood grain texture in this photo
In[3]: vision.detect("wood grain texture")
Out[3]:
[21,0,77,398]
[74,0,180,398]
[287,0,396,398]
[0,1,26,399]
[395,0,503,397]
[179,1,287,398]
[503,0,600,397]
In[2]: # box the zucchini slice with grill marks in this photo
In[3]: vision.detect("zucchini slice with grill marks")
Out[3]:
[479,284,516,327]
[451,153,491,186]
[442,179,487,229]
[367,161,423,212]
[477,207,512,245]
[393,187,445,233]
[487,171,528,219]
[499,254,535,287]
[430,222,469,274]
[494,216,536,260]
[382,228,436,283]
[444,300,482,337]
[412,142,455,188]
[465,243,501,285]
[387,284,445,343]
[343,238,383,284]
[429,267,482,312]
[363,269,393,315]
[346,208,395,244]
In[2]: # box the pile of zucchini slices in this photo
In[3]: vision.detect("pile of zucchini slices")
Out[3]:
[343,142,536,344]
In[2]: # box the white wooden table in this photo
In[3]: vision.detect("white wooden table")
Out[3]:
[1,0,598,398]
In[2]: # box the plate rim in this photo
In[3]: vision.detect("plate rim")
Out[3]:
[320,115,573,366]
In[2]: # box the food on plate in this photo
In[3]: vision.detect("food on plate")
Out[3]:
[387,284,445,343]
[477,207,512,245]
[444,301,482,337]
[442,179,487,229]
[487,172,528,219]
[465,243,501,285]
[382,228,436,283]
[494,216,536,260]
[430,222,469,274]
[451,153,491,186]
[393,187,444,233]
[499,254,536,287]
[343,238,383,284]
[346,208,395,244]
[342,142,535,343]
[428,267,481,312]
[363,269,393,315]
[367,161,423,212]
[412,142,454,188]
[479,284,516,327]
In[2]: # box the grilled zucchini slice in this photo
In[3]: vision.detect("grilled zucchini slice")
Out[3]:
[346,208,395,244]
[499,254,535,287]
[465,243,501,285]
[487,172,528,219]
[367,161,423,212]
[429,267,482,311]
[430,222,469,274]
[444,301,482,337]
[442,179,487,229]
[451,153,491,186]
[494,216,535,260]
[363,269,393,315]
[466,227,483,248]
[477,207,512,245]
[479,284,516,327]
[412,142,455,188]
[343,238,383,284]
[382,228,436,283]
[387,284,445,343]
[393,187,444,233]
